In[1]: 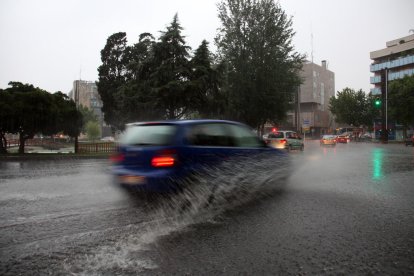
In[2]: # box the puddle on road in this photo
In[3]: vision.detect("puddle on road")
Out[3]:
[64,154,290,275]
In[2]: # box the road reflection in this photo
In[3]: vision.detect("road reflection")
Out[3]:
[371,148,384,181]
[322,146,337,156]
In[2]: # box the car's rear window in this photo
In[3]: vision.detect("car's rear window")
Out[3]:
[120,124,177,146]
[268,132,284,138]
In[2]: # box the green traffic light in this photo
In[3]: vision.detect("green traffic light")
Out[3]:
[375,98,381,106]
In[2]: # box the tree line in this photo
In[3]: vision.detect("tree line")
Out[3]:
[0,82,83,154]
[329,75,414,137]
[1,0,303,154]
[97,0,305,133]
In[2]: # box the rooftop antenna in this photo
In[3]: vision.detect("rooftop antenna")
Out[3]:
[311,30,314,64]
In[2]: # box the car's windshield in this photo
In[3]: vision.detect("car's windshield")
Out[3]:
[120,124,177,146]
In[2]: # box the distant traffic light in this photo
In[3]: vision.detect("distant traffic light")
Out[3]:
[374,97,381,107]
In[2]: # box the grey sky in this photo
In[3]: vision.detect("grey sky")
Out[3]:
[1,0,413,95]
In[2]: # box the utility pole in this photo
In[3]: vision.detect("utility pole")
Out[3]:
[380,69,388,143]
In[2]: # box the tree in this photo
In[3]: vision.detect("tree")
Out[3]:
[0,82,83,154]
[150,14,194,119]
[85,121,101,142]
[388,75,414,138]
[329,88,377,127]
[119,33,164,122]
[78,105,98,132]
[97,32,129,130]
[0,89,15,153]
[215,0,304,131]
[190,40,226,118]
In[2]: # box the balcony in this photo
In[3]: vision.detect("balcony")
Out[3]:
[370,75,381,84]
[370,68,414,85]
[370,87,381,95]
[389,68,414,81]
[370,55,414,72]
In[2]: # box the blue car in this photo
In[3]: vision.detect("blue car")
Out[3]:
[111,119,288,193]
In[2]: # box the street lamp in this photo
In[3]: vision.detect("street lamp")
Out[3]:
[385,67,388,134]
[380,68,388,143]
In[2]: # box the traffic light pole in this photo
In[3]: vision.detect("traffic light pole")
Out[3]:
[380,69,388,143]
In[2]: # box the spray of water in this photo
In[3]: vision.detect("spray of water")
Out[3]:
[65,153,290,274]
[148,152,291,225]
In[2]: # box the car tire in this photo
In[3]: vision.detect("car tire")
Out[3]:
[300,144,304,151]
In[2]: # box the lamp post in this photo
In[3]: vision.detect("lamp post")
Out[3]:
[380,68,388,143]
[385,67,388,134]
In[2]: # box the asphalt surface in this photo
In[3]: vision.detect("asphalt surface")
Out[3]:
[1,141,414,275]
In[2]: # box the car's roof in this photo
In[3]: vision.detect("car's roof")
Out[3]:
[126,119,246,127]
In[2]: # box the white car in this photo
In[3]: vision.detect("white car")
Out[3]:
[101,136,115,142]
[265,131,304,151]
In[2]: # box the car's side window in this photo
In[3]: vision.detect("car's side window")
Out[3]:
[187,123,235,147]
[226,124,262,148]
[288,132,298,139]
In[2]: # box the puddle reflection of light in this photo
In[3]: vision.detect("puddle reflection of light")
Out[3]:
[322,146,337,156]
[372,148,384,181]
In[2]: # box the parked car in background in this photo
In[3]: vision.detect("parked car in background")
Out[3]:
[320,135,337,146]
[264,130,304,151]
[111,120,288,192]
[336,134,351,143]
[405,134,414,146]
[359,133,372,142]
[101,136,115,142]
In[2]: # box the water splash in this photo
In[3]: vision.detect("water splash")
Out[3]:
[65,153,290,274]
[147,152,291,229]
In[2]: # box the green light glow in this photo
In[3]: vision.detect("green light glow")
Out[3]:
[372,148,383,180]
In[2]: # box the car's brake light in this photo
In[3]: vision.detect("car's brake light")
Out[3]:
[151,156,175,167]
[110,153,125,163]
[151,149,177,167]
[280,139,287,144]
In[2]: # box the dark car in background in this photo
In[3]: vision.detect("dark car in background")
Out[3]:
[111,120,288,192]
[405,134,414,146]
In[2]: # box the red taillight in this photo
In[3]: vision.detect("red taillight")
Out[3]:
[280,139,287,144]
[110,153,124,163]
[151,149,177,167]
[151,156,175,167]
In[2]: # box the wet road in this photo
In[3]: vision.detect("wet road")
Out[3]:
[1,141,414,275]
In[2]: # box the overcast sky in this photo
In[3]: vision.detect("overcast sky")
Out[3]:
[1,0,413,95]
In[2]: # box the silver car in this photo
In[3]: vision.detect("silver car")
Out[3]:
[265,131,304,151]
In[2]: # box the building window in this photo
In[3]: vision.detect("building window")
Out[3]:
[320,83,325,108]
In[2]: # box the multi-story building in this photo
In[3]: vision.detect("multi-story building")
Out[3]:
[370,34,414,96]
[370,34,414,140]
[69,80,111,137]
[286,60,335,138]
